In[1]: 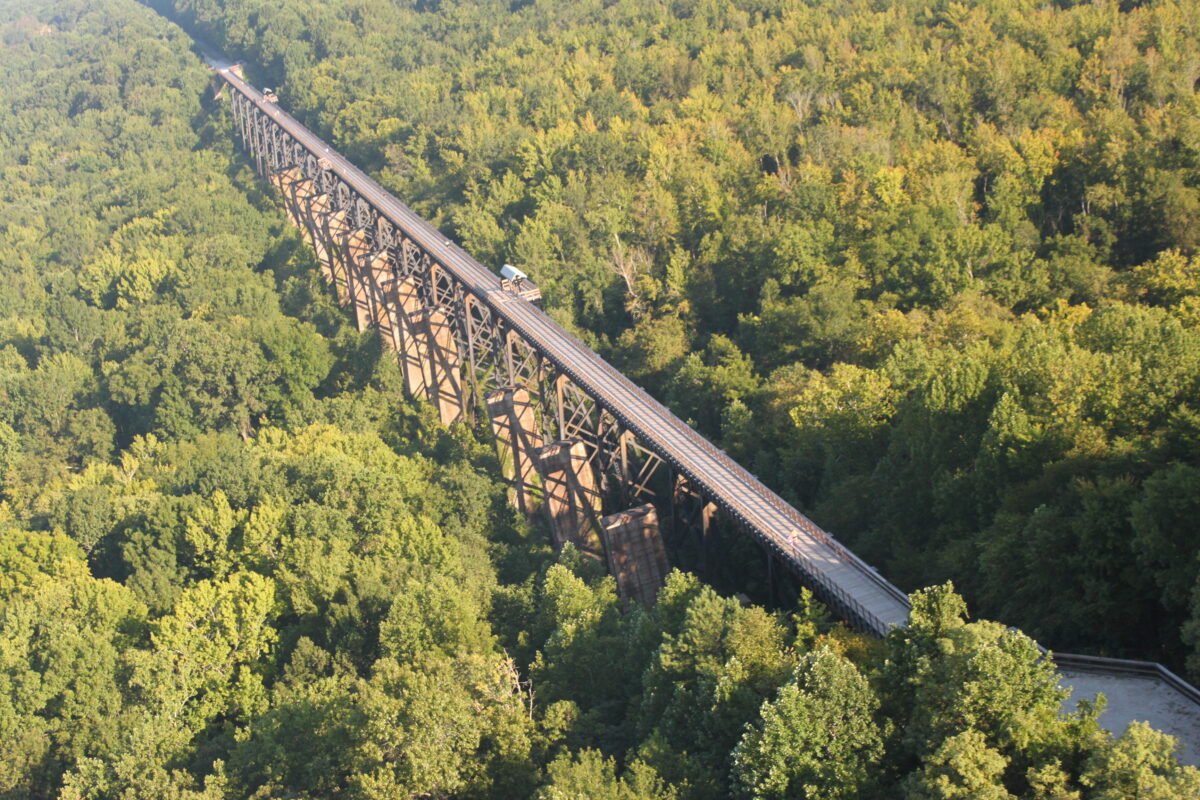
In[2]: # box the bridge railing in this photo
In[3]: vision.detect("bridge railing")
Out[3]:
[1052,652,1200,706]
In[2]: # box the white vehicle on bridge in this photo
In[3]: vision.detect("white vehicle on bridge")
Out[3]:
[499,263,541,303]
[500,263,526,281]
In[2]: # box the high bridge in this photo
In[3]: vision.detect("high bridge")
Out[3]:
[216,64,910,634]
[208,62,1200,759]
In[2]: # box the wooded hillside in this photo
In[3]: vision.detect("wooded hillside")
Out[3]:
[2,0,1198,797]
[160,0,1200,671]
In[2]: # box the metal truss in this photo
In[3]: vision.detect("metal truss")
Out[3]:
[232,92,672,509]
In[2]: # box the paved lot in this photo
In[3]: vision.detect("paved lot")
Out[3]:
[1060,669,1200,765]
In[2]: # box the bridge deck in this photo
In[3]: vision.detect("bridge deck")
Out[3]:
[214,66,911,634]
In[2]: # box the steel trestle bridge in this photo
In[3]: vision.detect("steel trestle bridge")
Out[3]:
[207,62,1200,757]
[216,64,910,634]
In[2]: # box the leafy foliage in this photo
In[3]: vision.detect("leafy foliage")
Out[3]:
[3,0,1200,797]
[155,0,1200,675]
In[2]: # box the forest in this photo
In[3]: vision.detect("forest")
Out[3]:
[1,0,1199,798]
[157,0,1200,671]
